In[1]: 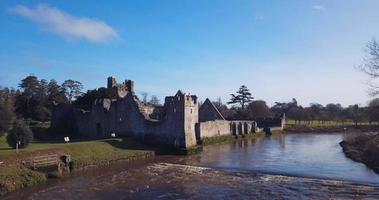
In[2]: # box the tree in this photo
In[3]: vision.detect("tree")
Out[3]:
[212,97,234,119]
[270,98,299,119]
[6,120,33,149]
[149,95,160,106]
[212,97,223,109]
[141,92,148,103]
[15,75,50,121]
[308,103,324,121]
[361,39,379,96]
[0,87,16,136]
[62,80,83,103]
[228,85,254,109]
[47,79,68,107]
[325,103,343,121]
[368,98,379,123]
[247,100,272,118]
[345,104,365,126]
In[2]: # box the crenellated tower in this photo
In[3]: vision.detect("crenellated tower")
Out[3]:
[107,76,134,98]
[164,90,198,148]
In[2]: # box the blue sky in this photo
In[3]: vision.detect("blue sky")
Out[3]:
[1,0,379,106]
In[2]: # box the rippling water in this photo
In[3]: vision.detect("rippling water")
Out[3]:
[191,133,379,184]
[5,133,379,199]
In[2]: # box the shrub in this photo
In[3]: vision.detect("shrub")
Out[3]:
[6,120,33,149]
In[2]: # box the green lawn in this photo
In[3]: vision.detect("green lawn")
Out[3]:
[0,136,154,196]
[0,136,154,168]
[285,119,379,127]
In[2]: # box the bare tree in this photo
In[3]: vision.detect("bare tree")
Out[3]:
[149,95,160,106]
[141,92,148,103]
[361,39,379,96]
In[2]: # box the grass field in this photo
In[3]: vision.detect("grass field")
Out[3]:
[0,135,154,196]
[285,119,379,127]
[0,136,154,167]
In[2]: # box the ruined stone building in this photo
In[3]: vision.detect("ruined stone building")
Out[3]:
[52,77,285,150]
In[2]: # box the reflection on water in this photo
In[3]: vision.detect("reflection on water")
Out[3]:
[4,133,379,200]
[192,133,379,184]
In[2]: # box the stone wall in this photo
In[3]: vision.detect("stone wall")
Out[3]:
[52,76,285,150]
[71,89,197,149]
[52,77,199,150]
[196,120,231,139]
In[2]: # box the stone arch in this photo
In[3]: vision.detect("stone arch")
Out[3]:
[231,123,237,135]
[243,122,248,134]
[238,122,243,135]
[251,122,257,133]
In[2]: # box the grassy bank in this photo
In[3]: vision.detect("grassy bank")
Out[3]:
[0,131,277,196]
[0,165,47,196]
[0,136,154,196]
[340,133,379,173]
[284,124,379,133]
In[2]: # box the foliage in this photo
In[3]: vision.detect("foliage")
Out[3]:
[0,87,16,135]
[15,75,50,121]
[47,79,68,107]
[212,97,235,119]
[6,120,33,149]
[247,100,272,118]
[62,79,83,103]
[228,85,254,109]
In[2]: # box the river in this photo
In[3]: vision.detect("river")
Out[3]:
[5,133,379,199]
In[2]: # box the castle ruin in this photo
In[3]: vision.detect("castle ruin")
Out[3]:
[51,77,285,150]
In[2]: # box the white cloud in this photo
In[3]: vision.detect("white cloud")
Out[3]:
[11,4,119,43]
[312,5,324,11]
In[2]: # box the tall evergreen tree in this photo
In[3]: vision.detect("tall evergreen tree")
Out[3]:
[228,85,254,109]
[0,87,16,135]
[15,75,50,121]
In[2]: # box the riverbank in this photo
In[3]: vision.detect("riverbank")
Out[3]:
[5,133,379,200]
[285,124,379,133]
[340,133,379,174]
[201,132,268,146]
[0,137,154,196]
[1,131,276,196]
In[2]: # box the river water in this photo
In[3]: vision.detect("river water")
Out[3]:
[5,133,379,199]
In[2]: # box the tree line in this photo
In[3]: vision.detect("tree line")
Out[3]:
[2,75,379,137]
[210,86,379,126]
[0,74,163,137]
[0,75,83,134]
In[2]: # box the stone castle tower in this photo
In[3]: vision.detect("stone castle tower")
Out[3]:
[164,90,198,148]
[107,76,134,98]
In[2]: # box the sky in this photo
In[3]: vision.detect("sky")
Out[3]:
[1,0,379,107]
